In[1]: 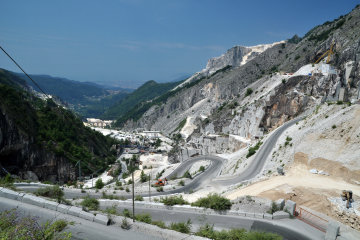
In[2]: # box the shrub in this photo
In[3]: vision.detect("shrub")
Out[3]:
[161,195,189,206]
[282,79,286,84]
[81,196,99,211]
[294,55,300,60]
[332,125,337,129]
[121,218,131,230]
[0,174,15,190]
[170,219,191,233]
[116,180,122,187]
[95,179,104,189]
[156,169,165,179]
[123,209,131,218]
[135,195,144,201]
[156,186,164,192]
[135,213,151,224]
[245,88,253,97]
[125,187,130,192]
[179,180,185,186]
[267,201,280,214]
[246,141,262,158]
[191,193,232,211]
[182,170,192,179]
[140,170,149,183]
[199,166,205,172]
[35,185,64,203]
[0,209,71,240]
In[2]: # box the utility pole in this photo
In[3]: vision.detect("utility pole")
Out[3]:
[131,160,135,222]
[149,166,152,202]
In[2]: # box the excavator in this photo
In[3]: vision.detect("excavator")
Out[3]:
[155,178,167,186]
[341,190,353,208]
[314,42,334,64]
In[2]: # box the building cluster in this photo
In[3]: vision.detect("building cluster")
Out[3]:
[84,118,113,128]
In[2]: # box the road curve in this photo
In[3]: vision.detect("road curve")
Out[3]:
[16,117,301,197]
[214,117,302,185]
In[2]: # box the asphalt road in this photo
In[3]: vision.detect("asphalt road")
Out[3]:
[214,117,302,185]
[100,204,323,240]
[0,197,161,240]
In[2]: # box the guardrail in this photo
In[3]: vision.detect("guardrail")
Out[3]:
[296,206,329,232]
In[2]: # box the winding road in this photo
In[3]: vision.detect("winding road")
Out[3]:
[16,117,301,198]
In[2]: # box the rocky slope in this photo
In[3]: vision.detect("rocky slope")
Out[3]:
[121,5,360,155]
[0,70,118,182]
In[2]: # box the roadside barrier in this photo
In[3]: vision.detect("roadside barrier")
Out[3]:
[296,206,329,232]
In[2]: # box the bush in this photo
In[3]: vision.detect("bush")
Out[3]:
[246,141,262,158]
[123,209,131,218]
[121,218,131,230]
[140,170,149,183]
[191,193,232,211]
[199,166,205,172]
[161,195,189,206]
[170,219,191,233]
[267,201,280,214]
[95,179,104,189]
[135,195,144,201]
[0,174,15,190]
[179,180,185,186]
[0,209,71,240]
[245,88,253,97]
[135,213,152,224]
[156,186,163,192]
[116,180,122,187]
[35,185,64,203]
[182,170,192,179]
[81,196,99,211]
[332,125,337,129]
[126,187,130,192]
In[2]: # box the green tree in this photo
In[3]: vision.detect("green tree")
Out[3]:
[95,178,104,189]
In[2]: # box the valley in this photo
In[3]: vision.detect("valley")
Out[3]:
[1,2,360,240]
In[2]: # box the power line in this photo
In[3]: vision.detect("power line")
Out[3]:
[0,45,50,98]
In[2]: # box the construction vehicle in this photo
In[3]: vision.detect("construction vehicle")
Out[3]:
[314,42,334,64]
[155,178,167,186]
[341,190,353,208]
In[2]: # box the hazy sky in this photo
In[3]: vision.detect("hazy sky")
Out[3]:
[0,0,358,88]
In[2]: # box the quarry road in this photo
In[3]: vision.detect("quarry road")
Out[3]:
[16,117,301,197]
[100,204,323,240]
[0,197,161,240]
[16,155,224,199]
[213,117,302,185]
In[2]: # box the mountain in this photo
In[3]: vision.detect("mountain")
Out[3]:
[174,41,284,90]
[118,4,360,141]
[15,72,132,118]
[101,79,183,120]
[0,70,118,182]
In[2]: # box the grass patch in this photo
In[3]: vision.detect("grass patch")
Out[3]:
[0,174,15,190]
[196,223,282,240]
[34,185,65,203]
[135,213,152,224]
[0,209,72,239]
[191,193,231,211]
[135,195,144,201]
[170,219,192,233]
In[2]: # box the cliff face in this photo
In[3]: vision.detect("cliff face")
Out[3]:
[121,5,360,157]
[0,110,75,182]
[0,71,117,183]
